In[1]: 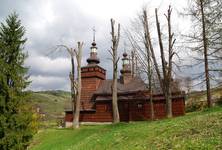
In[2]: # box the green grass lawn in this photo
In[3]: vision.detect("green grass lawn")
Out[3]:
[30,106,222,150]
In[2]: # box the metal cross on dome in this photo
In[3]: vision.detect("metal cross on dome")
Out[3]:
[92,26,96,42]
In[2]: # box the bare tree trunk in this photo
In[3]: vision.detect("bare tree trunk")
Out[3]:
[166,6,175,118]
[143,15,155,119]
[147,48,154,120]
[73,42,83,128]
[112,64,119,123]
[150,90,154,120]
[131,50,135,77]
[200,0,212,107]
[142,10,164,93]
[155,8,171,118]
[110,18,120,123]
[142,9,161,120]
[147,63,154,120]
[70,57,77,127]
[142,7,175,118]
[55,45,78,127]
[166,7,173,118]
[155,7,175,118]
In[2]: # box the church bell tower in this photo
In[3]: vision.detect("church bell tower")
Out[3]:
[80,28,106,110]
[86,30,100,65]
[120,52,132,84]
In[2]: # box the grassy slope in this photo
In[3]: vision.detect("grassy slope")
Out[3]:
[30,106,222,150]
[29,90,71,120]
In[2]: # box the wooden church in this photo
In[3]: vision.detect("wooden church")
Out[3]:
[64,38,185,127]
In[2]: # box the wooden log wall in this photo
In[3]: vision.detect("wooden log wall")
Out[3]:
[65,97,185,122]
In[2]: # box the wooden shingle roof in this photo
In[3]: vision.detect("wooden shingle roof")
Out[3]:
[94,77,148,94]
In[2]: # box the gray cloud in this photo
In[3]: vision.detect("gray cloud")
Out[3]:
[2,0,210,91]
[28,75,70,91]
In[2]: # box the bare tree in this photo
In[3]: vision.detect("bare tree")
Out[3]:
[200,0,212,107]
[160,6,176,118]
[73,42,83,128]
[184,0,222,107]
[69,49,76,128]
[55,44,76,127]
[56,42,83,128]
[141,10,155,120]
[147,50,154,120]
[109,18,120,123]
[141,6,176,118]
[125,6,177,119]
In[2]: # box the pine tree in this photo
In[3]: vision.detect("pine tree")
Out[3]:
[0,12,35,150]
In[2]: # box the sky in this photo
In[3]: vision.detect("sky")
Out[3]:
[0,0,198,91]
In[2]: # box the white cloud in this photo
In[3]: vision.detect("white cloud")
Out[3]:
[25,54,71,77]
[28,75,69,91]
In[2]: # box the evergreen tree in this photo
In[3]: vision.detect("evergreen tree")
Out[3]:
[0,12,35,150]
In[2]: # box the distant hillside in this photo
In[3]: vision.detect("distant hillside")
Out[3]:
[29,90,71,120]
[186,86,222,112]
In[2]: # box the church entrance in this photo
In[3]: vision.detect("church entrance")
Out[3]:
[118,102,129,122]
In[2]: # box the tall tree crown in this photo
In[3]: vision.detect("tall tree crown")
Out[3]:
[0,12,34,150]
[0,12,28,90]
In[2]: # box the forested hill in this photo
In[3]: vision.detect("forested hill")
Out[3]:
[186,86,222,112]
[28,90,71,120]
